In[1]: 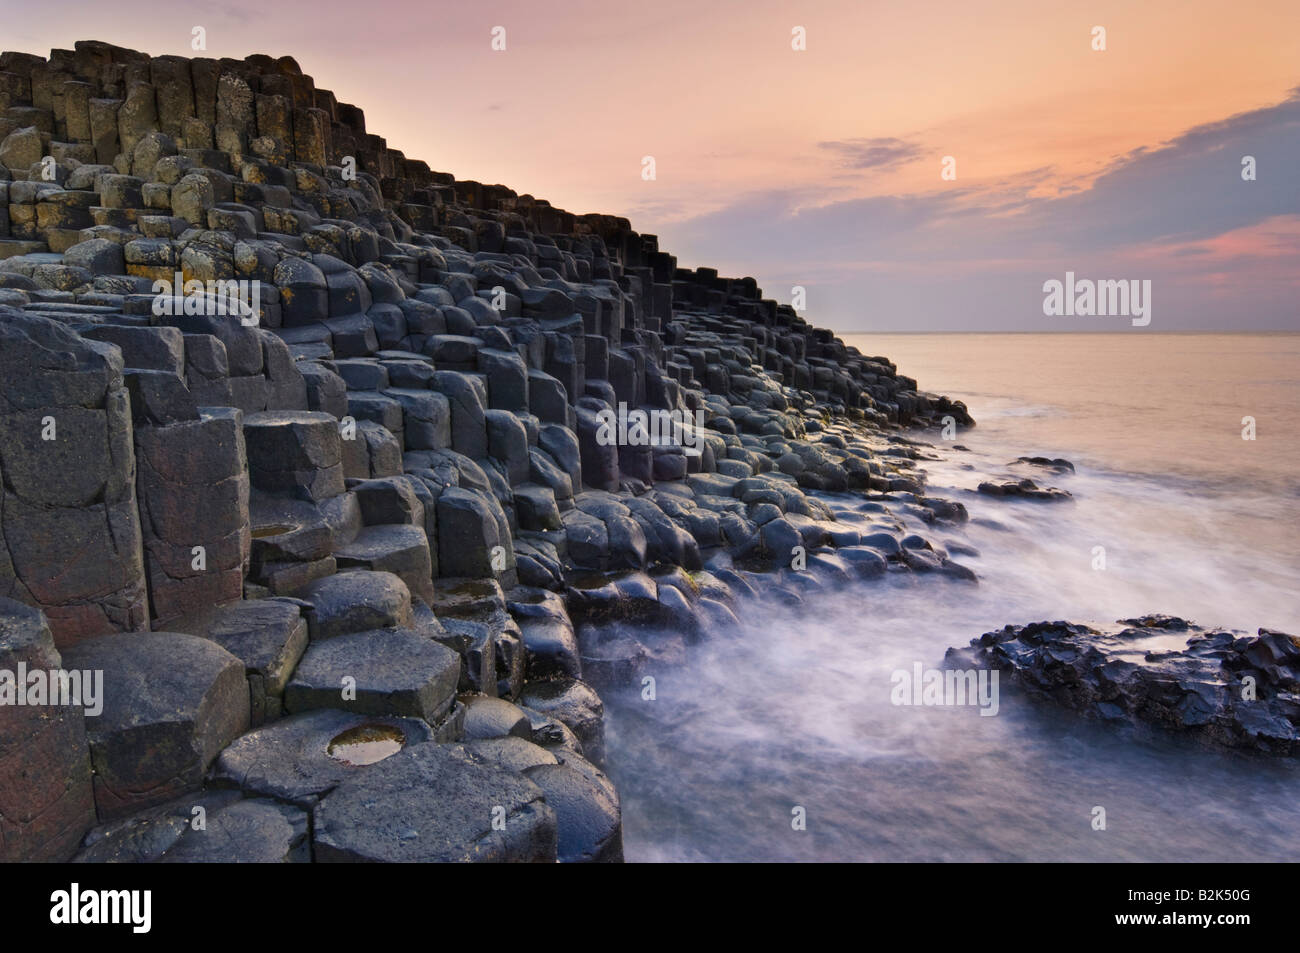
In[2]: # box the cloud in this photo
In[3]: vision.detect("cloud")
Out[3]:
[817,137,922,171]
[656,88,1300,330]
[1024,88,1300,250]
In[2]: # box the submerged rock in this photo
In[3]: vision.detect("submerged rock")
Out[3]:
[947,615,1300,755]
[977,478,1072,502]
[1012,455,1075,474]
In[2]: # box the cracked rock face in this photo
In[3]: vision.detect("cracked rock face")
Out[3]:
[312,742,556,863]
[0,313,148,644]
[210,708,435,808]
[60,631,251,820]
[0,39,984,863]
[947,615,1300,755]
[0,596,96,861]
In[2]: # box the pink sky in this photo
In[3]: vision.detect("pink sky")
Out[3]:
[10,0,1300,329]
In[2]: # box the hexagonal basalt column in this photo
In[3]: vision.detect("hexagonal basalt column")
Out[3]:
[242,410,344,501]
[312,742,556,863]
[284,627,460,723]
[0,597,96,861]
[0,310,148,644]
[60,631,250,821]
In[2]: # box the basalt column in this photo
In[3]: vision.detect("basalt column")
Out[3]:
[0,312,148,646]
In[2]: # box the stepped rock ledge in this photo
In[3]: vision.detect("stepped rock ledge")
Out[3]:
[0,41,979,862]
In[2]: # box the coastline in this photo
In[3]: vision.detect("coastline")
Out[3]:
[0,42,1295,865]
[603,399,1300,861]
[0,41,979,863]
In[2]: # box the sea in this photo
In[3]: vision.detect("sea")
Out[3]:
[603,332,1300,861]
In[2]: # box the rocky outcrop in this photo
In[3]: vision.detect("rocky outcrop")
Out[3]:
[947,615,1300,755]
[0,40,980,863]
[0,313,147,643]
[977,478,1071,502]
[312,742,557,863]
[0,596,95,860]
[61,631,250,819]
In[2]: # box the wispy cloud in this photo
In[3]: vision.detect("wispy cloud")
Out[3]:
[818,137,923,171]
[659,88,1300,330]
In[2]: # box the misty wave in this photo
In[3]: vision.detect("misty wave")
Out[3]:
[604,394,1300,861]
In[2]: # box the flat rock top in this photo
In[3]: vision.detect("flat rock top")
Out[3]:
[312,742,555,863]
[61,631,244,729]
[242,409,337,427]
[213,708,434,807]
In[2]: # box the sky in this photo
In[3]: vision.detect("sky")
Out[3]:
[5,0,1299,331]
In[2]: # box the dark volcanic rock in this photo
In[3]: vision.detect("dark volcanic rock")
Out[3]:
[0,39,990,864]
[0,597,96,861]
[243,410,345,502]
[466,736,559,773]
[299,570,413,641]
[523,759,623,863]
[1012,455,1075,474]
[0,310,148,644]
[73,790,309,863]
[156,798,310,863]
[191,597,307,726]
[211,708,435,807]
[461,694,532,740]
[947,615,1300,755]
[312,742,556,862]
[977,478,1071,502]
[284,627,461,722]
[61,631,250,819]
[134,408,250,627]
[519,677,606,765]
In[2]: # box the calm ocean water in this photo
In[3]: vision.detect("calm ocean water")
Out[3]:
[853,332,1300,496]
[605,332,1300,862]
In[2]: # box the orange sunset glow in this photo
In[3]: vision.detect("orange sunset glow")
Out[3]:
[8,0,1298,329]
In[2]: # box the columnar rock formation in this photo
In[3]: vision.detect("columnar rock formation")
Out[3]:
[0,41,973,863]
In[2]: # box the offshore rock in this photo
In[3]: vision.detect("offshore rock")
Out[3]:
[948,615,1300,755]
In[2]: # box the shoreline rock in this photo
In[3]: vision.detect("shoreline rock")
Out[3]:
[947,615,1300,756]
[0,40,980,863]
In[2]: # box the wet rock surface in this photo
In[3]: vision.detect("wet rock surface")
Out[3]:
[312,742,556,862]
[211,708,434,807]
[284,627,461,722]
[73,789,309,863]
[0,40,990,862]
[524,757,623,863]
[977,478,1072,502]
[947,615,1300,755]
